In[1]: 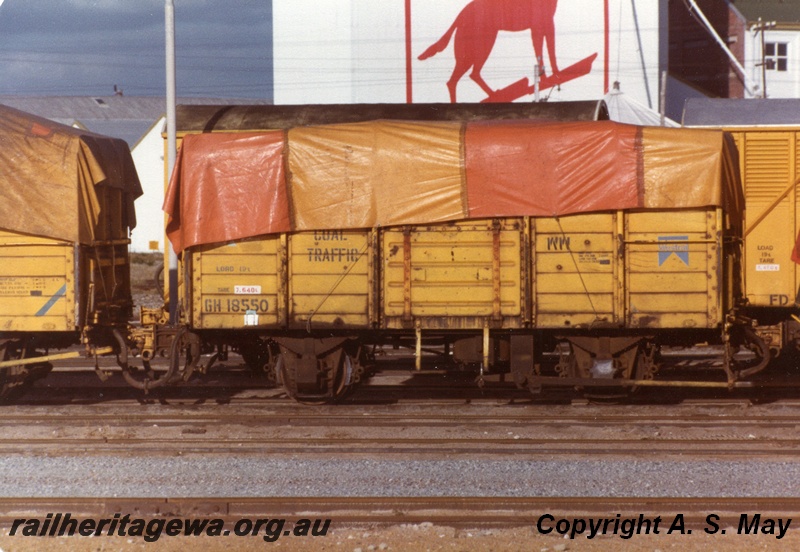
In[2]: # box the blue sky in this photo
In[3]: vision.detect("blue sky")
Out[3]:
[0,0,273,98]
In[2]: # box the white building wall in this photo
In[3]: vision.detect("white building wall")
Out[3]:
[130,119,166,253]
[274,0,666,109]
[746,28,800,99]
[273,1,355,103]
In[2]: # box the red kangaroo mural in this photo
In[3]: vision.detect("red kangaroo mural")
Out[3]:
[419,0,587,103]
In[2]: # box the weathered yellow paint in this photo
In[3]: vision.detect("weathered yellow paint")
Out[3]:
[288,230,371,327]
[530,209,725,330]
[625,209,721,329]
[187,230,372,329]
[728,130,797,307]
[189,237,281,329]
[382,220,522,329]
[0,230,75,332]
[183,209,728,333]
[533,213,616,327]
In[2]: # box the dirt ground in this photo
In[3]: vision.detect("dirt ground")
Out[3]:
[1,523,799,551]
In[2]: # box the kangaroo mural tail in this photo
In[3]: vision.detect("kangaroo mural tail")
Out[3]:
[418,20,458,60]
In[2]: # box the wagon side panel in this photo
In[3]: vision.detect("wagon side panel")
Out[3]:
[532,213,618,328]
[288,230,372,329]
[0,231,76,333]
[731,130,797,308]
[625,208,722,329]
[382,219,523,330]
[189,237,282,329]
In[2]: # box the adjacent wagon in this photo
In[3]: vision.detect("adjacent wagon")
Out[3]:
[0,105,142,399]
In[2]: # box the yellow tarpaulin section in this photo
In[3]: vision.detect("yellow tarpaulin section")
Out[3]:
[644,127,723,207]
[165,119,742,252]
[0,104,142,244]
[288,121,465,230]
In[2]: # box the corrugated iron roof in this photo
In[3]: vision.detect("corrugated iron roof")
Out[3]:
[732,0,800,24]
[682,98,800,126]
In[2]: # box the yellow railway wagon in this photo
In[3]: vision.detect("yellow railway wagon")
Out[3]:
[183,209,729,332]
[176,205,736,397]
[165,107,757,402]
[683,99,800,353]
[0,104,141,400]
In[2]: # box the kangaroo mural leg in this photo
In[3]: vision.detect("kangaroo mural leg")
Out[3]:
[448,18,498,102]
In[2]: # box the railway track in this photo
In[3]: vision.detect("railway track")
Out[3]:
[0,436,799,457]
[2,397,800,458]
[3,365,800,550]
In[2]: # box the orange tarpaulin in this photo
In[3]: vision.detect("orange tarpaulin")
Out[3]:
[465,120,641,217]
[0,104,142,243]
[164,132,290,253]
[165,120,742,253]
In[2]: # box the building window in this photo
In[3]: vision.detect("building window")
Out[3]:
[765,42,788,71]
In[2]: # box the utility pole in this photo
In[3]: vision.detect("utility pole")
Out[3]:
[752,18,776,99]
[165,0,178,324]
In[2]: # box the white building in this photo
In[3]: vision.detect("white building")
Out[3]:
[274,0,668,110]
[740,0,800,99]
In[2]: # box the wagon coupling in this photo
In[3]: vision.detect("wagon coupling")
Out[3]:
[115,328,201,393]
[727,326,771,379]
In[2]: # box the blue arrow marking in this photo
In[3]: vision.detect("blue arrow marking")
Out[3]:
[35,284,67,316]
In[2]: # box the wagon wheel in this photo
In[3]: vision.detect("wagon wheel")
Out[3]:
[240,340,278,388]
[563,343,636,403]
[277,348,357,405]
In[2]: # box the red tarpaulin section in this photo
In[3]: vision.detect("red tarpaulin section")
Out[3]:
[465,120,641,217]
[793,231,800,264]
[164,132,290,253]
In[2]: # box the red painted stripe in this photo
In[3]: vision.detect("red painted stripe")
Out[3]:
[405,0,413,103]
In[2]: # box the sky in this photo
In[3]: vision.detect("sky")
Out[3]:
[0,0,273,99]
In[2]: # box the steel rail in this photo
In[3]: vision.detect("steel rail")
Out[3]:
[0,436,799,458]
[6,410,800,428]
